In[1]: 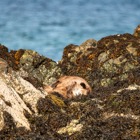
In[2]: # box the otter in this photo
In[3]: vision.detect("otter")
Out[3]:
[44,76,92,99]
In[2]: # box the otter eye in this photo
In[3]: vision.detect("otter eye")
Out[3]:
[80,83,86,89]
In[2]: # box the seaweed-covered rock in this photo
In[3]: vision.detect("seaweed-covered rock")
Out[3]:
[0,74,31,130]
[0,25,140,139]
[133,24,140,37]
[105,84,140,115]
[59,39,97,87]
[0,45,19,70]
[18,50,63,86]
[59,34,140,90]
[56,86,140,139]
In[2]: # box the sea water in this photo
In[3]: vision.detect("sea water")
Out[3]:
[0,0,140,61]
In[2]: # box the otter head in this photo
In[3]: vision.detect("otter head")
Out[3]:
[51,76,92,99]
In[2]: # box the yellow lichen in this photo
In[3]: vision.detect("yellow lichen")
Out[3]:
[14,50,25,65]
[14,50,24,61]
[88,53,96,60]
[49,94,66,108]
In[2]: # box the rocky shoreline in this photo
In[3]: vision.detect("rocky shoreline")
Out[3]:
[0,25,140,139]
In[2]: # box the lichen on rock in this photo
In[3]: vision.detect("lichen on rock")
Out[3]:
[17,49,63,87]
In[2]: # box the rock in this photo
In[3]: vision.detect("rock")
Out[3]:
[18,50,63,86]
[0,58,8,73]
[59,34,140,90]
[59,39,97,88]
[133,24,140,37]
[57,119,83,135]
[0,45,18,70]
[0,74,31,130]
[0,52,48,138]
[0,25,140,139]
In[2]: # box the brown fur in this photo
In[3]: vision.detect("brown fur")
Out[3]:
[44,76,92,99]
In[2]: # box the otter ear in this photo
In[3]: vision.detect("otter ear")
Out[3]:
[51,80,61,89]
[80,82,86,89]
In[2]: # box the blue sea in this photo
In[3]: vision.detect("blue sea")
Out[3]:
[0,0,140,61]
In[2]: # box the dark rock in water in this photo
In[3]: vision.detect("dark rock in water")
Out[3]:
[0,26,140,139]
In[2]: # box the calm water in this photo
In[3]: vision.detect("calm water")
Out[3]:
[0,0,140,61]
